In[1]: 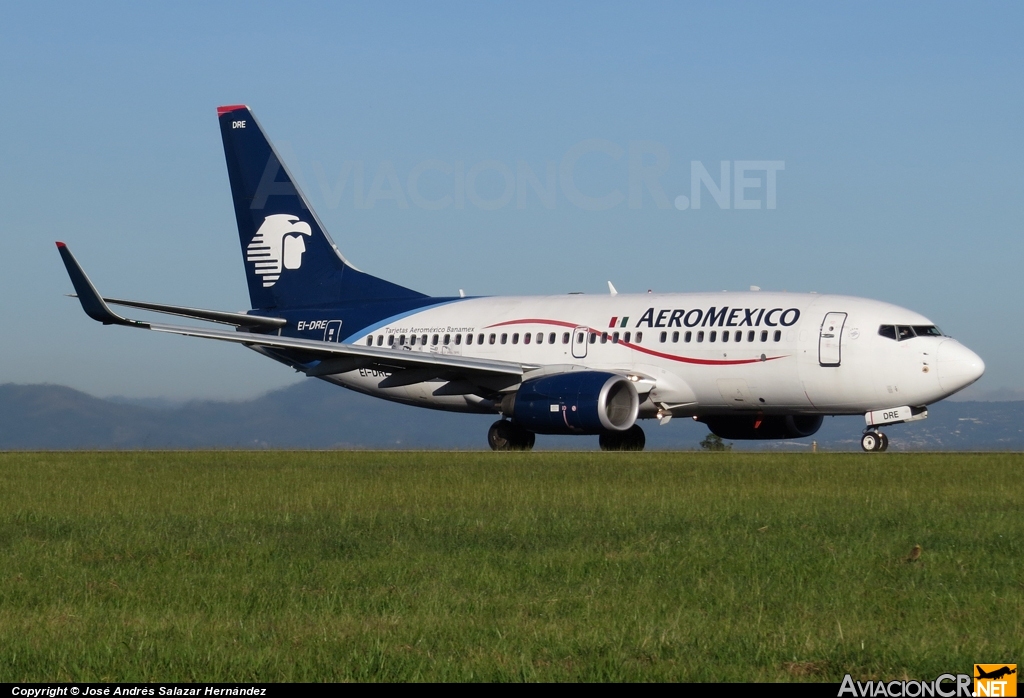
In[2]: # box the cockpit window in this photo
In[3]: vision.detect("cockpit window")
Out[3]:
[880,324,943,341]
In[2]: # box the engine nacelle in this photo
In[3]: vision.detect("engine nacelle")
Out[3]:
[505,371,640,435]
[701,414,823,440]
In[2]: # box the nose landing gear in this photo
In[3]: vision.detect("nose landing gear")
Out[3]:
[861,430,889,452]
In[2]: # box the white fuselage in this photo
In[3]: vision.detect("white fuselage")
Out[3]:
[321,291,984,418]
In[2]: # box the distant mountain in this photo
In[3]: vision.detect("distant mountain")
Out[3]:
[1,382,1021,451]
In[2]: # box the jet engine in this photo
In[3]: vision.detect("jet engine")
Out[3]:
[701,414,823,440]
[503,371,639,435]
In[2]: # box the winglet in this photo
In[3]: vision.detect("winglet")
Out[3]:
[56,243,145,327]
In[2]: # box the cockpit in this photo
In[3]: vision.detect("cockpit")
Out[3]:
[878,325,943,341]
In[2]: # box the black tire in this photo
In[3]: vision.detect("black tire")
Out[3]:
[599,425,645,451]
[878,432,889,452]
[861,432,879,452]
[488,420,535,451]
[488,420,515,451]
[599,431,622,451]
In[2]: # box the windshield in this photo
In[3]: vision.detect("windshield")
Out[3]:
[878,324,943,341]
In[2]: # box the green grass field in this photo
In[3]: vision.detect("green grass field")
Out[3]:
[0,451,1020,682]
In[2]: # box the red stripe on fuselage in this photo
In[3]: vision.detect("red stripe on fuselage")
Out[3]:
[483,318,787,366]
[486,318,579,329]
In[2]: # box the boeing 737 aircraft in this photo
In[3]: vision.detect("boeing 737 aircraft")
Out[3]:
[57,105,985,451]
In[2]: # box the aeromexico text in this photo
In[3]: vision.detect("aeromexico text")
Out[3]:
[634,306,801,329]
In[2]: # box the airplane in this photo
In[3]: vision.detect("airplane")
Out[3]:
[975,666,1016,681]
[56,105,985,452]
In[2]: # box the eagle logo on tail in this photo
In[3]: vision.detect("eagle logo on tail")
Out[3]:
[246,214,313,287]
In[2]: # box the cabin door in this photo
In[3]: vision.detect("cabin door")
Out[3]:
[324,320,342,342]
[818,312,847,367]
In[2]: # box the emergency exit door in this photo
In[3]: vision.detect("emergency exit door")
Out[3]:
[818,312,847,367]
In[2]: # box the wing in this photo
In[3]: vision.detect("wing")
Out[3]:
[56,242,530,392]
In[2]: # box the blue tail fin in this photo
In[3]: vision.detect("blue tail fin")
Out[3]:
[217,105,425,309]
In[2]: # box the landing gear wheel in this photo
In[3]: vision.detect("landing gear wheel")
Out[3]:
[599,425,646,452]
[487,420,535,451]
[861,431,889,452]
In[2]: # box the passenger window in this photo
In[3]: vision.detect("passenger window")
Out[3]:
[512,333,519,344]
[897,326,914,341]
[455,334,462,345]
[659,331,667,343]
[432,334,439,345]
[376,335,383,346]
[549,332,556,344]
[443,334,450,345]
[623,331,631,343]
[589,333,597,344]
[612,331,619,343]
[710,331,717,342]
[489,334,497,345]
[735,331,742,342]
[721,331,728,343]
[388,335,395,347]
[760,330,768,342]
[523,333,531,344]
[409,335,416,346]
[478,334,485,344]
[366,336,372,346]
[465,334,472,345]
[747,330,755,342]
[601,332,608,344]
[773,330,782,342]
[672,331,679,343]
[697,331,705,342]
[576,332,584,344]
[421,334,428,345]
[563,332,571,344]
[635,331,643,343]
[500,333,507,344]
[399,334,406,346]
[537,332,544,344]
[685,331,692,342]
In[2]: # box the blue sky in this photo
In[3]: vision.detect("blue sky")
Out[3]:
[1,1,1021,399]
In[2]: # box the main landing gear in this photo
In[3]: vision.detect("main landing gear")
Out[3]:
[486,421,648,452]
[861,430,889,452]
[488,420,536,451]
[599,425,646,451]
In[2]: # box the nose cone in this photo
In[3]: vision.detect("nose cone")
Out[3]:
[936,340,985,395]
